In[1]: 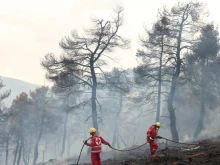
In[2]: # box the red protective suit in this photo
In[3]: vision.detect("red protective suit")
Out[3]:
[146,125,158,155]
[86,133,109,165]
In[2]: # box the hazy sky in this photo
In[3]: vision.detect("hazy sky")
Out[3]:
[0,0,217,85]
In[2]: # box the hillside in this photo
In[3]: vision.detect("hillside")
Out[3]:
[38,137,220,165]
[1,76,39,106]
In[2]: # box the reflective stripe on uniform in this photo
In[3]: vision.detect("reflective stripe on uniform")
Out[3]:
[91,150,102,153]
[92,145,101,148]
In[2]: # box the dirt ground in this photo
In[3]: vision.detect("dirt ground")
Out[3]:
[45,137,220,165]
[98,137,220,165]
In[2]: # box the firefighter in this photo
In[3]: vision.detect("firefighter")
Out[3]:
[83,127,111,165]
[146,122,162,155]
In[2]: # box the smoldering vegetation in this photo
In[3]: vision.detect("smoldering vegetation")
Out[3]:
[0,1,220,165]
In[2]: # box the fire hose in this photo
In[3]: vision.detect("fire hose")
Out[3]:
[76,141,147,165]
[76,136,199,165]
[109,142,147,151]
[161,137,199,146]
[76,137,91,165]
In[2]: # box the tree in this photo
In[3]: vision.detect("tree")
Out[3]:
[3,88,61,165]
[187,24,220,138]
[30,86,51,165]
[42,7,129,132]
[30,86,61,165]
[59,96,78,157]
[161,2,205,141]
[10,92,32,165]
[0,78,10,165]
[59,98,69,157]
[104,68,133,148]
[0,78,10,109]
[134,16,171,123]
[51,83,87,157]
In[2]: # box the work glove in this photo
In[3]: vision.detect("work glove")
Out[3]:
[149,137,154,141]
[83,140,87,145]
[157,136,162,139]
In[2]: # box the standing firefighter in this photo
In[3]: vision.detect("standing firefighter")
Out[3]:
[83,127,111,165]
[146,122,162,155]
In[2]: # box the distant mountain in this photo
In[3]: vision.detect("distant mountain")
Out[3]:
[0,76,39,107]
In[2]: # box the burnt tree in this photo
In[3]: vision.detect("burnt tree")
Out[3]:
[42,8,129,132]
[187,24,220,138]
[105,68,133,148]
[162,2,205,141]
[135,16,171,123]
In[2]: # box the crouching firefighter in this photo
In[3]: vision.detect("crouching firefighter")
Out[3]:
[83,127,111,165]
[146,122,162,155]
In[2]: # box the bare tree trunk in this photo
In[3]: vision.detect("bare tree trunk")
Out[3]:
[67,130,70,158]
[5,135,9,165]
[167,61,180,141]
[83,118,90,156]
[167,70,180,142]
[112,125,117,147]
[83,119,87,140]
[91,85,98,130]
[167,3,192,142]
[54,141,57,159]
[167,14,186,142]
[194,60,206,138]
[60,112,68,157]
[57,136,61,156]
[116,134,120,149]
[13,138,20,165]
[90,61,99,132]
[156,34,164,123]
[17,139,22,165]
[42,140,47,163]
[33,115,45,165]
[22,136,28,165]
[155,38,163,143]
[112,92,123,148]
[27,136,32,164]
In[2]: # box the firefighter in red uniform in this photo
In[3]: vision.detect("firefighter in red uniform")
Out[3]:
[83,127,111,165]
[146,122,162,155]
